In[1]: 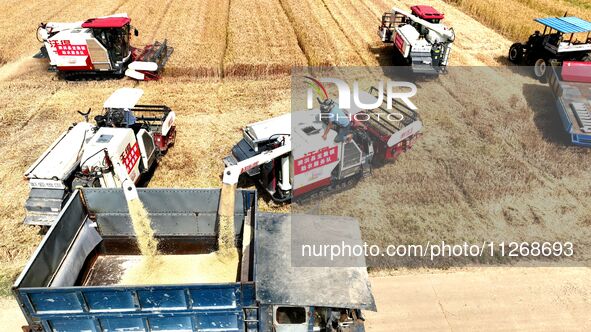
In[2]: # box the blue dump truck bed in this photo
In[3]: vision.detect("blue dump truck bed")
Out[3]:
[548,63,591,146]
[13,188,375,332]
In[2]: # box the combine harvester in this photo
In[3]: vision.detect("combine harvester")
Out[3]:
[548,61,591,146]
[13,188,375,331]
[35,14,173,80]
[223,88,422,202]
[508,15,591,81]
[378,5,455,74]
[23,88,175,226]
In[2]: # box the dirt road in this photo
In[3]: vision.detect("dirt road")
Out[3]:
[365,267,591,331]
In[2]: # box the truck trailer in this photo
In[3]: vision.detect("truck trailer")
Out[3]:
[13,188,375,332]
[548,61,591,146]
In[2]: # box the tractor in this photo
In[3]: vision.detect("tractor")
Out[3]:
[508,16,591,81]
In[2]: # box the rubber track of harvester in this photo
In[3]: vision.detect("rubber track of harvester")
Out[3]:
[292,173,363,206]
[60,71,124,81]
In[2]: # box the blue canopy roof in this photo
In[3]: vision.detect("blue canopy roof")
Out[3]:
[535,17,591,33]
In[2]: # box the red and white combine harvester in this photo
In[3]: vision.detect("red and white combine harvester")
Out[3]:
[223,88,422,202]
[23,88,176,226]
[35,14,173,80]
[379,5,455,74]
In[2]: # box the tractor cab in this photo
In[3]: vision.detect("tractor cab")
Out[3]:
[81,17,136,69]
[533,17,591,55]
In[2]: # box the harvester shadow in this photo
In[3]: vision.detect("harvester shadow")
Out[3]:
[136,162,158,187]
[522,83,572,146]
[369,44,397,68]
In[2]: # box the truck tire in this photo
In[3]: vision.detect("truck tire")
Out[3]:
[533,58,548,83]
[508,43,524,63]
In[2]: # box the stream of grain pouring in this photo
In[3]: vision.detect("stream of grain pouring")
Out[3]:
[127,198,159,258]
[117,188,240,286]
[218,183,237,254]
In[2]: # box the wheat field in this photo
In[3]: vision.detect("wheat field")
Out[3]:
[0,0,590,300]
[445,0,591,41]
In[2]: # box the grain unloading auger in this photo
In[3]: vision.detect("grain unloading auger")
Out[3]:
[35,13,173,80]
[223,87,422,202]
[23,88,176,226]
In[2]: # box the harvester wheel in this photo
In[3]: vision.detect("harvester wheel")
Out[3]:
[533,58,548,83]
[508,43,524,64]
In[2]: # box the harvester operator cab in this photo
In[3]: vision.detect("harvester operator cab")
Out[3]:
[95,108,137,130]
[82,17,132,64]
[93,26,130,61]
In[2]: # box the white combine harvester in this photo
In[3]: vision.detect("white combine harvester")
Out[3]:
[35,13,173,80]
[223,88,422,202]
[23,88,176,226]
[379,5,455,74]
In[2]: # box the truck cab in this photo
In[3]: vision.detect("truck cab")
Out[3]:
[273,305,363,331]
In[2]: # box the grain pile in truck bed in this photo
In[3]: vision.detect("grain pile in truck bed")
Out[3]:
[84,254,239,286]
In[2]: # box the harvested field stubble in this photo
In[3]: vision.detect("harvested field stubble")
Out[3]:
[309,67,591,267]
[223,0,307,76]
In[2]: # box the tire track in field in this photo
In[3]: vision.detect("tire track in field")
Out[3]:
[318,0,370,66]
[111,0,133,14]
[220,0,232,78]
[278,0,311,67]
[147,0,173,42]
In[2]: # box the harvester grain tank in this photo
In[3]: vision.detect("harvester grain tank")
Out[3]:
[378,5,455,74]
[548,60,591,146]
[35,13,173,80]
[13,188,375,331]
[508,16,591,80]
[223,87,422,202]
[23,88,175,226]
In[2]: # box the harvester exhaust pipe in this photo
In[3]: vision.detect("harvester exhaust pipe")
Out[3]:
[278,156,292,191]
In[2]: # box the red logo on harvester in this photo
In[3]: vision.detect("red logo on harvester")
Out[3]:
[120,143,140,174]
[294,146,338,175]
[49,40,89,56]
